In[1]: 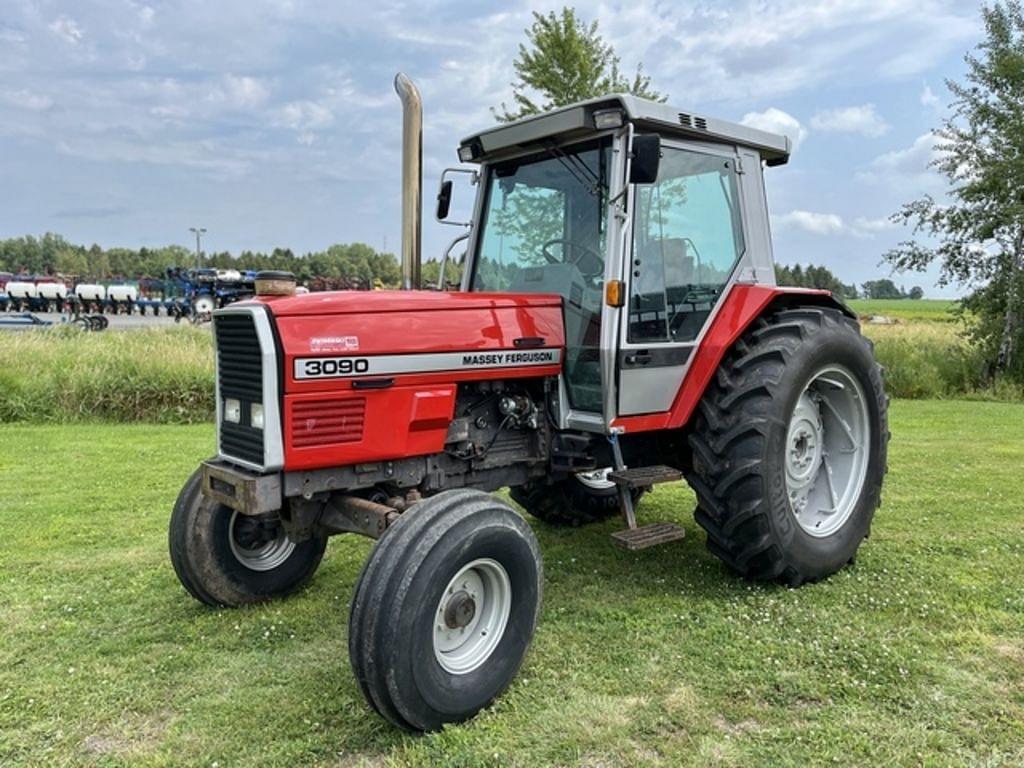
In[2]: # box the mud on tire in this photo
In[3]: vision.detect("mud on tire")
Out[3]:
[686,306,889,586]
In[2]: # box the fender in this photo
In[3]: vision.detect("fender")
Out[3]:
[611,284,854,434]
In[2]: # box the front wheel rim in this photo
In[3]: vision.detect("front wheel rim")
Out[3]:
[432,558,512,675]
[785,365,871,538]
[228,510,296,571]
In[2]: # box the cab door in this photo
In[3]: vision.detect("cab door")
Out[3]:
[617,141,749,416]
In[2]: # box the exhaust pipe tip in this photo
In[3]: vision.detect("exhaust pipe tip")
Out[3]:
[394,72,422,291]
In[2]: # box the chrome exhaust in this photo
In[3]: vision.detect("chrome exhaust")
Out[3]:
[394,72,422,290]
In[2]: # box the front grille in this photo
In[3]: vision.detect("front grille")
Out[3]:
[291,397,365,448]
[214,313,265,466]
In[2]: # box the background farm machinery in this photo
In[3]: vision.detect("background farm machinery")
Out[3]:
[0,267,268,320]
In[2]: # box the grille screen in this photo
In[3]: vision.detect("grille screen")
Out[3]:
[214,313,265,466]
[291,397,366,448]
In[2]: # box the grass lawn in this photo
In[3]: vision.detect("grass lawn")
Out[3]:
[1,401,1022,767]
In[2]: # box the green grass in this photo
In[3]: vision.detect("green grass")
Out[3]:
[848,298,959,322]
[1,401,1022,767]
[0,326,214,423]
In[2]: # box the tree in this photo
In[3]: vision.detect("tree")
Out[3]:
[885,1,1024,380]
[862,279,906,300]
[908,286,925,300]
[495,8,665,122]
[775,262,858,299]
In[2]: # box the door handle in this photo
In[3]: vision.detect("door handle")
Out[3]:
[626,352,652,366]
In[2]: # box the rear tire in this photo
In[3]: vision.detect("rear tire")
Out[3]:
[349,489,542,731]
[510,471,640,526]
[686,307,888,586]
[168,468,327,606]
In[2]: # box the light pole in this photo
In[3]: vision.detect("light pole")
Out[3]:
[189,227,207,271]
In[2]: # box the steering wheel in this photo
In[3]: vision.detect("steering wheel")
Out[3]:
[541,238,604,279]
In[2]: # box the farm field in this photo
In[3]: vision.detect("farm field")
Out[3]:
[848,298,959,322]
[1,400,1022,767]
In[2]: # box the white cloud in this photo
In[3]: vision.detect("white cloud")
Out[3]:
[1,89,53,111]
[591,0,979,107]
[48,15,83,44]
[276,100,335,145]
[740,108,807,150]
[0,25,27,44]
[773,210,846,235]
[774,210,898,238]
[211,75,270,109]
[857,133,947,193]
[137,5,156,28]
[853,216,898,234]
[810,104,890,137]
[920,83,941,108]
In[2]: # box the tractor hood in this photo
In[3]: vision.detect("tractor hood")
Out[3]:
[254,289,566,385]
[231,289,566,472]
[256,289,561,317]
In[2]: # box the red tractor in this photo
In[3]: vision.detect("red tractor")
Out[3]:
[170,74,888,731]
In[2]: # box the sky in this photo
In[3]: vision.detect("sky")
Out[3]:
[0,0,988,296]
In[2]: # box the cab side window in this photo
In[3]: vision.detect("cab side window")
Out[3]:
[628,148,745,344]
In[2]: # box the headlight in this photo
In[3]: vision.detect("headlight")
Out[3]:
[251,403,264,430]
[224,398,241,423]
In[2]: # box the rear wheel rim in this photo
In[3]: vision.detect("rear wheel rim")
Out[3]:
[228,510,295,571]
[574,468,614,491]
[433,558,512,675]
[785,365,871,538]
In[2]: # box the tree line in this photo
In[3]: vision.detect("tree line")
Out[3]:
[772,264,925,300]
[0,233,407,289]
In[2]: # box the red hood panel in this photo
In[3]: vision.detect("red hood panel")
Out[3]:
[271,290,566,395]
[251,289,562,317]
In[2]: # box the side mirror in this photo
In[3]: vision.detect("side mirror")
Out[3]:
[630,134,661,184]
[436,179,453,221]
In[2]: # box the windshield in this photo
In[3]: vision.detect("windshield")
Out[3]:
[472,138,610,292]
[472,138,611,412]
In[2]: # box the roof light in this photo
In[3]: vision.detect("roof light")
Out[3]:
[457,138,484,163]
[593,108,625,130]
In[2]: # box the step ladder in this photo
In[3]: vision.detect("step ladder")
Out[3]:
[607,433,686,551]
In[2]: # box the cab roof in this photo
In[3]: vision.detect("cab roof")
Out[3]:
[459,94,791,167]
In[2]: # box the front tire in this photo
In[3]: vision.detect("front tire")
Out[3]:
[348,489,542,731]
[168,469,327,606]
[687,307,888,586]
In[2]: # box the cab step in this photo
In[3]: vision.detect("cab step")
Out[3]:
[611,522,686,551]
[607,465,683,489]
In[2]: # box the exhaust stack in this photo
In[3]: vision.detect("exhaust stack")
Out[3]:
[394,72,422,290]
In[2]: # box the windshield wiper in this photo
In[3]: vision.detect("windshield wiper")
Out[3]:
[542,141,602,197]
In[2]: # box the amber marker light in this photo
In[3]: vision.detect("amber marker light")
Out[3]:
[605,279,625,307]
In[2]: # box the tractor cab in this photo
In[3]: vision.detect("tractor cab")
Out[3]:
[444,95,789,431]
